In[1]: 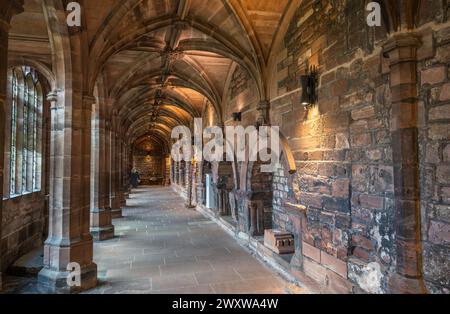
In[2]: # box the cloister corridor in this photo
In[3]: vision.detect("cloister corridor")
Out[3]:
[1,1,449,296]
[1,187,300,294]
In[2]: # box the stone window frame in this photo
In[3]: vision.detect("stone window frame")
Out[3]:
[4,66,44,199]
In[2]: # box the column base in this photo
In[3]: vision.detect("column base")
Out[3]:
[90,208,114,241]
[111,208,123,219]
[37,262,97,294]
[388,273,428,294]
[91,225,115,241]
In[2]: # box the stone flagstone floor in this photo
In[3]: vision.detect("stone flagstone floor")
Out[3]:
[2,186,301,294]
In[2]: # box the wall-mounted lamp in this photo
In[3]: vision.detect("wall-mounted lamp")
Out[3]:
[232,112,242,122]
[300,66,318,107]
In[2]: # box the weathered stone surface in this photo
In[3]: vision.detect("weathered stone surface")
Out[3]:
[1,0,449,295]
[421,66,447,86]
[429,104,450,121]
[428,221,450,245]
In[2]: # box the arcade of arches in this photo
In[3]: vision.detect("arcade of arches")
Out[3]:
[0,0,449,294]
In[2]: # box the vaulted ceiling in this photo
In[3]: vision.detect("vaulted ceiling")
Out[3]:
[8,0,296,152]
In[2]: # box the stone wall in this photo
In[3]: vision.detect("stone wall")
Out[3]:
[221,0,449,294]
[133,150,164,185]
[418,25,450,294]
[1,192,46,272]
[272,163,292,233]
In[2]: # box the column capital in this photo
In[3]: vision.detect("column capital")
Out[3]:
[257,100,270,111]
[83,95,96,105]
[47,91,63,111]
[83,95,96,112]
[256,100,271,127]
[383,33,422,63]
[47,91,58,102]
[0,0,24,31]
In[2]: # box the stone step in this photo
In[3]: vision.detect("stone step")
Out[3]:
[8,247,44,277]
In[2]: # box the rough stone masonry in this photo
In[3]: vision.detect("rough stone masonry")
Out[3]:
[0,0,449,294]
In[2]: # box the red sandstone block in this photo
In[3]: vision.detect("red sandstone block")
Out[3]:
[351,106,376,121]
[437,166,450,185]
[417,30,435,61]
[429,104,450,121]
[421,66,447,86]
[303,258,328,285]
[428,220,450,245]
[351,133,372,148]
[300,192,323,208]
[323,269,353,294]
[323,113,350,132]
[444,144,450,162]
[359,194,384,210]
[352,234,374,251]
[321,251,348,278]
[332,179,350,198]
[352,247,370,262]
[337,247,348,260]
[366,148,383,161]
[302,241,321,262]
[440,83,450,101]
[321,71,336,85]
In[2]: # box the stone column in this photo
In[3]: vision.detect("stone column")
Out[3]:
[127,147,132,195]
[90,101,114,241]
[110,122,123,219]
[383,33,427,294]
[249,202,258,236]
[185,159,195,208]
[38,93,97,293]
[119,140,127,207]
[163,156,171,186]
[123,143,130,199]
[104,120,112,209]
[174,161,180,185]
[0,0,24,291]
[256,100,270,126]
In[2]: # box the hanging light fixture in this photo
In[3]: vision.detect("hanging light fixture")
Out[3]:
[300,65,318,107]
